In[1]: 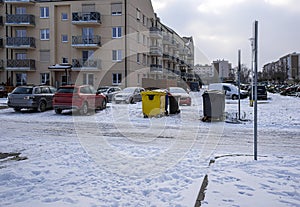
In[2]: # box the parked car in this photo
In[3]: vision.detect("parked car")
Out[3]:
[249,85,268,100]
[208,83,248,100]
[113,87,144,104]
[0,85,8,98]
[7,85,57,112]
[168,87,191,106]
[97,86,121,102]
[53,85,107,115]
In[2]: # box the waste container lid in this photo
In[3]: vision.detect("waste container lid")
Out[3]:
[141,90,166,95]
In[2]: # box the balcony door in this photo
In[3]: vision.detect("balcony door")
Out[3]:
[82,28,94,44]
[16,7,26,14]
[16,29,26,37]
[82,50,94,61]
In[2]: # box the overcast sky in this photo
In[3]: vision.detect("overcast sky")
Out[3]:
[151,0,300,69]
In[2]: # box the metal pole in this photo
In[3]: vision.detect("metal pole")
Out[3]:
[124,0,128,88]
[253,21,258,160]
[238,50,241,120]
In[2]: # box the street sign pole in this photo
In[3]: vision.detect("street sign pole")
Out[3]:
[253,21,258,160]
[238,50,241,120]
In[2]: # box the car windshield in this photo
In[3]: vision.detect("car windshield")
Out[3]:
[169,88,186,93]
[12,87,33,94]
[122,88,136,93]
[98,88,109,93]
[57,87,78,93]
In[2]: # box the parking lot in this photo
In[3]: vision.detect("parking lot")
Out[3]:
[0,91,299,206]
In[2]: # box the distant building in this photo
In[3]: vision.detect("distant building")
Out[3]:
[262,52,300,82]
[212,60,232,82]
[194,64,213,78]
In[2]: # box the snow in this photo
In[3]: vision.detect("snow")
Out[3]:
[0,90,299,207]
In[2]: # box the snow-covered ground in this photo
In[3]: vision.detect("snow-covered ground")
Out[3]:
[0,91,299,207]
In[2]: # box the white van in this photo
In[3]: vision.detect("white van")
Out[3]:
[208,83,248,100]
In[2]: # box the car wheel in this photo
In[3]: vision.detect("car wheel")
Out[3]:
[232,95,238,100]
[55,108,62,114]
[101,99,107,109]
[14,108,21,112]
[38,101,47,112]
[80,102,88,115]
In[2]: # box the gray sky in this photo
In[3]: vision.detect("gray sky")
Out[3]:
[152,0,300,69]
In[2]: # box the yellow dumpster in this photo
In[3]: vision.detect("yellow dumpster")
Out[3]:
[141,90,167,118]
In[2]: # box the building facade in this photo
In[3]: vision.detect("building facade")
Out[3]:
[212,59,232,82]
[0,0,194,88]
[262,52,300,82]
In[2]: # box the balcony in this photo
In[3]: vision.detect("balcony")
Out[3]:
[72,35,101,48]
[150,64,163,73]
[4,0,35,4]
[149,46,162,56]
[6,14,35,27]
[72,58,102,71]
[163,54,171,60]
[6,37,36,49]
[6,59,35,71]
[72,12,101,25]
[149,27,162,39]
[163,35,171,45]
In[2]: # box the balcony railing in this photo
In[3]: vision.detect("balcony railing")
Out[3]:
[72,35,101,48]
[72,12,101,25]
[149,27,162,39]
[6,59,35,71]
[150,46,162,56]
[6,14,35,26]
[72,58,101,70]
[150,64,163,73]
[4,0,35,4]
[6,37,35,49]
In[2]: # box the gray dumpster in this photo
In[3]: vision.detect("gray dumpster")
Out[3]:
[202,90,225,121]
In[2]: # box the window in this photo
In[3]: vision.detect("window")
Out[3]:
[40,73,50,85]
[143,54,147,65]
[16,53,26,60]
[137,53,140,63]
[82,4,95,13]
[40,29,49,40]
[16,73,27,86]
[40,50,50,62]
[62,57,68,63]
[62,35,68,42]
[61,13,68,20]
[40,7,49,18]
[112,27,122,38]
[83,73,94,86]
[142,15,146,25]
[82,50,94,61]
[16,29,26,37]
[111,3,122,15]
[136,9,140,20]
[16,7,26,14]
[112,50,122,62]
[112,73,122,85]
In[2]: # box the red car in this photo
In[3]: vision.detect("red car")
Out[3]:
[53,85,107,115]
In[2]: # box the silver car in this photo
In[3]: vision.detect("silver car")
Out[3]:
[113,87,144,104]
[97,86,121,102]
[7,85,57,112]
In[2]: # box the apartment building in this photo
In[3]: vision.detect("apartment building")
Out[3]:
[212,59,232,82]
[262,52,300,82]
[0,0,194,89]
